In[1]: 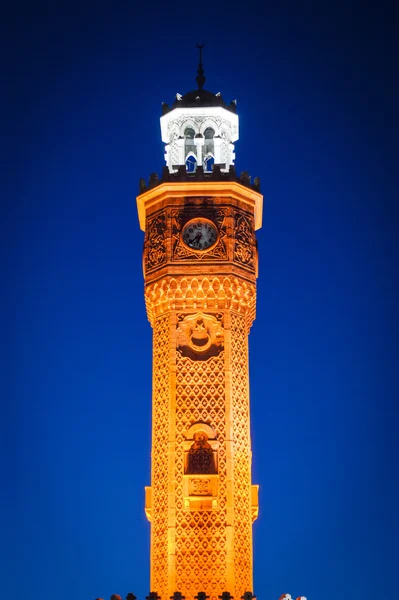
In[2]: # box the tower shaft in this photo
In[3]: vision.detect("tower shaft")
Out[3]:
[138,182,262,600]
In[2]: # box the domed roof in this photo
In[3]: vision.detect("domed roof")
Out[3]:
[171,88,236,112]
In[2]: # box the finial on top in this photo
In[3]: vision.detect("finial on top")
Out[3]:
[196,42,205,90]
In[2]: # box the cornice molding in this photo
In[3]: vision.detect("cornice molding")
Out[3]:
[137,181,263,232]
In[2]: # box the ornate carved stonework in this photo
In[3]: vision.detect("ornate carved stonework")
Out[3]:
[145,275,256,330]
[176,312,223,358]
[172,203,228,261]
[189,477,212,495]
[187,432,216,475]
[146,213,167,271]
[138,178,263,600]
[168,115,233,135]
[234,213,255,269]
[175,349,227,594]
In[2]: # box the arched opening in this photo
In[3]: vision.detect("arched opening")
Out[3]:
[186,154,197,173]
[204,154,214,172]
[204,127,215,156]
[186,432,216,474]
[184,127,196,159]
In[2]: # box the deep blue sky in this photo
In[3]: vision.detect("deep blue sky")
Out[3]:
[3,4,399,600]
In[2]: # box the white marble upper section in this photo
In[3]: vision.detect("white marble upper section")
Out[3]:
[160,104,239,174]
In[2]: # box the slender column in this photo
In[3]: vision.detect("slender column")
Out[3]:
[214,135,222,163]
[194,135,204,167]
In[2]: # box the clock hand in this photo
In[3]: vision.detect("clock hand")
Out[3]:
[192,231,202,247]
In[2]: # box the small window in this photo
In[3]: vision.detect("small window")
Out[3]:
[204,127,215,156]
[186,155,197,172]
[184,127,195,158]
[204,155,214,172]
[184,127,195,139]
[204,127,215,139]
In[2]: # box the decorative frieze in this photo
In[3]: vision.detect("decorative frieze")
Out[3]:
[145,276,256,329]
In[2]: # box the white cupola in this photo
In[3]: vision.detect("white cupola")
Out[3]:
[160,48,239,174]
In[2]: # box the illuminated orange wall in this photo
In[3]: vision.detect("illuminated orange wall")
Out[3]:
[138,182,262,600]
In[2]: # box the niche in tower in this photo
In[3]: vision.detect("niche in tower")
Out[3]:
[183,422,219,510]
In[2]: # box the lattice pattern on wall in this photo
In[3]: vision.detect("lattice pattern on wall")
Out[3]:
[151,314,170,599]
[220,141,229,165]
[231,312,253,598]
[170,141,179,167]
[174,349,227,600]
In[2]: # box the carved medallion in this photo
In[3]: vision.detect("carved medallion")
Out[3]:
[176,312,224,358]
[146,213,167,271]
[234,213,254,269]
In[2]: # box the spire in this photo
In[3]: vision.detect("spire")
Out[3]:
[196,42,205,90]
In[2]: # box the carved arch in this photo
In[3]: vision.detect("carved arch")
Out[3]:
[199,119,220,136]
[186,421,216,440]
[184,422,218,475]
[179,120,199,137]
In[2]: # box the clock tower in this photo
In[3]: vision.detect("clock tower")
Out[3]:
[137,51,262,600]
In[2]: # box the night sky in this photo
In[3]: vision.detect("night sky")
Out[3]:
[4,4,399,600]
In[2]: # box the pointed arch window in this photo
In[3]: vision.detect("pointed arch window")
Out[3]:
[184,127,196,160]
[204,154,214,172]
[186,432,216,474]
[204,127,215,157]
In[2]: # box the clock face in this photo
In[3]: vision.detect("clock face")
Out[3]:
[182,219,218,251]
